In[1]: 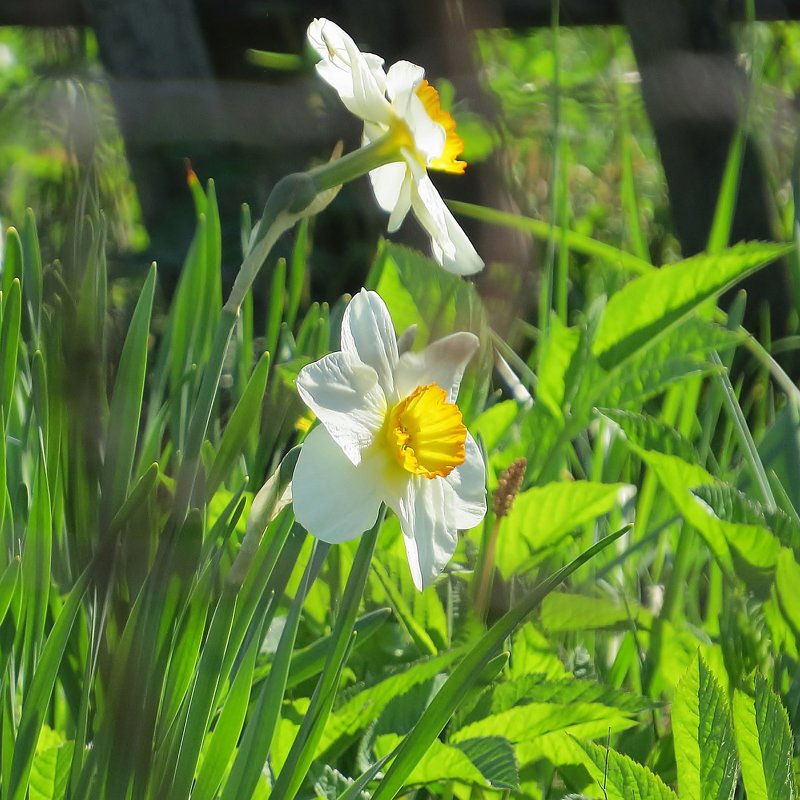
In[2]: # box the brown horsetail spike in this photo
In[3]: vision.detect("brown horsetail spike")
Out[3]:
[492,457,527,518]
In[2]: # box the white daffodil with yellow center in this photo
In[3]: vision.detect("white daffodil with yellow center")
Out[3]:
[292,290,487,589]
[307,18,484,276]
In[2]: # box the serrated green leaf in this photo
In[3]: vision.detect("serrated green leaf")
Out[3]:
[456,736,519,790]
[598,408,698,463]
[593,242,792,370]
[497,481,630,577]
[574,738,679,800]
[733,674,797,800]
[29,739,73,800]
[673,652,738,800]
[541,592,651,632]
[598,317,741,408]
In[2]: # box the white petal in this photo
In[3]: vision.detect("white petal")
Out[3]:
[394,331,479,402]
[307,18,390,124]
[368,160,408,214]
[292,425,384,543]
[385,59,425,103]
[406,158,484,275]
[387,173,412,232]
[443,433,487,529]
[389,477,458,590]
[404,93,446,163]
[296,351,386,465]
[341,289,399,398]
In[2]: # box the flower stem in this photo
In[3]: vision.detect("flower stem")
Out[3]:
[306,127,406,194]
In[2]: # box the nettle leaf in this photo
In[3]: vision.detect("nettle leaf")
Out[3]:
[450,697,637,746]
[692,483,800,554]
[29,736,73,800]
[574,738,679,800]
[496,481,631,577]
[310,764,368,800]
[593,241,791,370]
[471,400,519,453]
[598,318,742,408]
[614,441,780,582]
[374,735,486,787]
[318,649,463,754]
[536,315,581,418]
[673,652,738,800]
[489,677,655,716]
[456,736,519,790]
[733,674,797,800]
[541,592,652,633]
[775,548,800,638]
[598,408,698,463]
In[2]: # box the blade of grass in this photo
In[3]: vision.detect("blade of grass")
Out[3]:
[206,352,270,499]
[448,200,652,275]
[6,568,88,800]
[219,540,329,800]
[99,264,156,531]
[270,510,384,800]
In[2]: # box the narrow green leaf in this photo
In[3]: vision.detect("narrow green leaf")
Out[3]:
[286,217,308,330]
[190,629,260,800]
[707,129,744,253]
[7,570,88,800]
[100,264,156,530]
[265,258,286,359]
[270,514,383,800]
[0,559,20,629]
[206,352,270,498]
[21,209,42,341]
[21,454,52,678]
[0,279,21,427]
[2,227,22,298]
[219,542,328,800]
[673,652,738,800]
[371,559,437,656]
[448,200,652,275]
[165,588,237,800]
[593,242,793,370]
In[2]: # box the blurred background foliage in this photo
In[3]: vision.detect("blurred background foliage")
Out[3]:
[1,17,800,329]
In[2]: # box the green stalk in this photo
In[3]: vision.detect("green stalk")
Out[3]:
[270,508,385,800]
[174,134,405,519]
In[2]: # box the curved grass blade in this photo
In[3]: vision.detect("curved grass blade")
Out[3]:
[370,525,630,800]
[269,511,384,800]
[218,541,329,800]
[100,264,156,532]
[206,351,270,499]
[7,569,88,800]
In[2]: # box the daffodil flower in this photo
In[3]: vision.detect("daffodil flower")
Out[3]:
[307,18,484,276]
[292,290,487,589]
